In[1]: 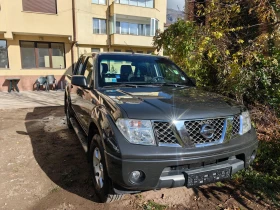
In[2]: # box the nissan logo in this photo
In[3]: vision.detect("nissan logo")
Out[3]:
[200,124,215,139]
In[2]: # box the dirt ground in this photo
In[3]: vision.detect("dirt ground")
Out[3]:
[0,107,274,210]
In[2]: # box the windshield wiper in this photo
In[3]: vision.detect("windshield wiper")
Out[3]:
[160,83,189,87]
[102,84,140,88]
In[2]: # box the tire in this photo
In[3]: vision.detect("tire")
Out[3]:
[89,135,123,203]
[65,100,73,129]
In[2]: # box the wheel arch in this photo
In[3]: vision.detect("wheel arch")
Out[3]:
[87,121,102,161]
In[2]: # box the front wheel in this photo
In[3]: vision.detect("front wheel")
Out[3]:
[89,135,123,203]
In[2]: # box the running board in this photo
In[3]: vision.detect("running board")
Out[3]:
[70,117,88,153]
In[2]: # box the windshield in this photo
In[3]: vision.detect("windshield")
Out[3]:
[98,54,191,87]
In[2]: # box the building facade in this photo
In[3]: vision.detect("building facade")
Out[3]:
[0,0,74,91]
[75,0,166,55]
[0,0,166,91]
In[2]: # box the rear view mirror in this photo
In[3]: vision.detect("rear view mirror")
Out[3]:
[71,75,88,88]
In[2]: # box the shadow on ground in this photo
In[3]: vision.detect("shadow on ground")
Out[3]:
[23,106,100,209]
[191,180,270,209]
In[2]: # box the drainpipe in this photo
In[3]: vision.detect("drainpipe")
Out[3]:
[71,0,77,72]
[107,1,111,52]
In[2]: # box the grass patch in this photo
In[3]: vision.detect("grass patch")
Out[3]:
[142,200,167,210]
[233,140,280,207]
[215,182,225,187]
[48,186,60,194]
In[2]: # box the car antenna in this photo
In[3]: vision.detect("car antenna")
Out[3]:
[124,41,135,54]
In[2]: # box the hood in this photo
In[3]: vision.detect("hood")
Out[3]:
[100,86,243,120]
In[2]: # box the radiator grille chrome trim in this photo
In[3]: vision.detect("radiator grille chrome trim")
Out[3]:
[152,114,241,148]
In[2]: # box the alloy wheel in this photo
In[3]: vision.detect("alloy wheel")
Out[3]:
[93,148,104,189]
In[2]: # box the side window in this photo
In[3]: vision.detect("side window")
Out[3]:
[83,57,94,85]
[75,56,86,75]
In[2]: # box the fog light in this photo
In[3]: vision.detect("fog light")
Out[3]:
[129,170,145,184]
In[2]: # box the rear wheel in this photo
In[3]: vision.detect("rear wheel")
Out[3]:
[89,135,123,203]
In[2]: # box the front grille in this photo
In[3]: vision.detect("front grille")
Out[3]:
[232,115,240,136]
[153,122,178,144]
[153,115,240,146]
[185,118,225,145]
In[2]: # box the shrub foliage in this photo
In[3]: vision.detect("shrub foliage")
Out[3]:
[154,0,280,110]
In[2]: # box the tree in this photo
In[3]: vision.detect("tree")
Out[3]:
[154,0,280,109]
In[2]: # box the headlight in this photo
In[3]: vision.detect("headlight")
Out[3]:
[116,119,156,145]
[240,111,252,135]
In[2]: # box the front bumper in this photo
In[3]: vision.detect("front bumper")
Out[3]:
[105,137,258,192]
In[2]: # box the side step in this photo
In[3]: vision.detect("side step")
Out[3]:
[70,117,88,153]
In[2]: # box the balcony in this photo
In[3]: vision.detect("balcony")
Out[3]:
[110,1,156,18]
[111,34,154,47]
[109,14,158,47]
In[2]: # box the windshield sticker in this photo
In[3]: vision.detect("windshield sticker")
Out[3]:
[173,70,179,75]
[181,77,186,81]
[105,78,117,83]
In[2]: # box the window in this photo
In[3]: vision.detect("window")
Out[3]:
[130,23,138,35]
[74,56,87,75]
[98,54,191,87]
[91,48,100,52]
[83,57,94,85]
[92,0,106,4]
[93,18,107,34]
[115,0,154,8]
[0,40,9,68]
[22,0,57,14]
[114,49,122,52]
[115,21,151,36]
[120,0,129,4]
[150,18,159,36]
[20,41,65,69]
[120,22,129,34]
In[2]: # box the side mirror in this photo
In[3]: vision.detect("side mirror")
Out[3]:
[71,75,88,88]
[190,77,196,86]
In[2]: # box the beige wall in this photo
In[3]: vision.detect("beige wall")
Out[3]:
[111,34,154,48]
[0,0,73,39]
[77,44,155,55]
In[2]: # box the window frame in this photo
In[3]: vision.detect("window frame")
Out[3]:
[93,18,107,34]
[19,40,66,69]
[0,40,9,69]
[91,48,101,53]
[91,0,106,5]
[116,21,152,36]
[115,0,154,8]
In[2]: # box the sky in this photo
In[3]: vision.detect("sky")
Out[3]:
[167,0,185,11]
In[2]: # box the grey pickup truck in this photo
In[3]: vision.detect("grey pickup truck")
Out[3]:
[65,52,258,203]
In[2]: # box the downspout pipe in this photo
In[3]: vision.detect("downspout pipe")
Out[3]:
[71,0,77,73]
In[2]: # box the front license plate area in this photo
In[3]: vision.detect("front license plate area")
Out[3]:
[186,167,232,187]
